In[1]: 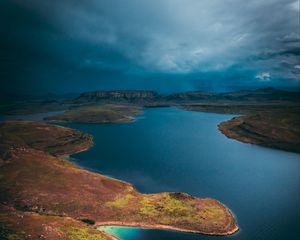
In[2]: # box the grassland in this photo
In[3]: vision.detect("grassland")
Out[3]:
[181,102,299,114]
[0,121,238,239]
[218,109,300,153]
[45,104,143,123]
[183,103,300,153]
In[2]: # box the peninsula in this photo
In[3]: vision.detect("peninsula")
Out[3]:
[218,109,300,153]
[0,121,238,239]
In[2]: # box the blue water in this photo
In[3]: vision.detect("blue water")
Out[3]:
[23,107,300,239]
[63,107,300,240]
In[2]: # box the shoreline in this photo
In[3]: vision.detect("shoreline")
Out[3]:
[51,117,240,238]
[217,113,300,153]
[95,221,239,236]
[46,116,135,124]
[0,119,239,240]
[59,122,239,238]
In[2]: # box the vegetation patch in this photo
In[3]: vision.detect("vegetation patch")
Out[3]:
[45,104,143,124]
[59,226,106,240]
[219,109,300,152]
[105,194,135,209]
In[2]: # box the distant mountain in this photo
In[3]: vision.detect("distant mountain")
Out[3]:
[166,91,218,101]
[73,87,300,105]
[166,87,300,102]
[220,87,300,101]
[75,90,160,103]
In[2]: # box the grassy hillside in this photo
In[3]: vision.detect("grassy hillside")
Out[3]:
[0,121,238,239]
[218,109,300,153]
[45,104,142,123]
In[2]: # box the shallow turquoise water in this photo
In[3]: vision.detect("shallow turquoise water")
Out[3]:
[32,107,300,239]
[96,226,205,240]
[97,226,140,239]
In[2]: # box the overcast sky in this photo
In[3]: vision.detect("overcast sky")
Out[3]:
[0,0,299,95]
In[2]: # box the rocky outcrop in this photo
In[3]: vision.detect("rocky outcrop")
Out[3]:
[166,91,218,101]
[76,90,160,103]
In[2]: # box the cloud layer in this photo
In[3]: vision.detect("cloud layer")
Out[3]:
[0,0,299,94]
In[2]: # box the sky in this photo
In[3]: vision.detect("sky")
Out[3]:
[0,0,299,96]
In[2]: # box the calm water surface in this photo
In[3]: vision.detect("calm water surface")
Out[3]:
[57,108,298,239]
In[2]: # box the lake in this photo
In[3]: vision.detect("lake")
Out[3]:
[64,107,299,240]
[7,107,299,239]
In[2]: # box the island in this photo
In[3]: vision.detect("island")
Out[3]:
[0,121,238,240]
[45,104,143,124]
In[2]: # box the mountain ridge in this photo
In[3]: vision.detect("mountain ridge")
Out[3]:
[75,87,300,103]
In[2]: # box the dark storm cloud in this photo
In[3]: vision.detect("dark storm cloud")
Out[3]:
[0,0,299,95]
